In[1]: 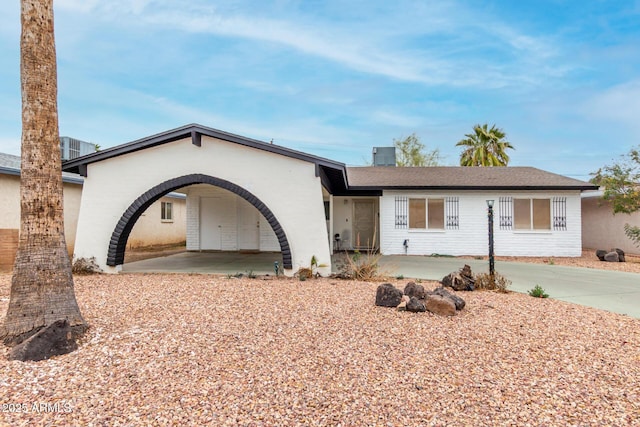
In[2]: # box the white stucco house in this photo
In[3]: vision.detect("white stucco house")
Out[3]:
[61,124,598,276]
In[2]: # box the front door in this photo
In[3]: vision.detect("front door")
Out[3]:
[237,197,260,251]
[353,200,376,250]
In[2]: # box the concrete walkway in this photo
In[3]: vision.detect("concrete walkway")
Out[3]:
[123,252,640,319]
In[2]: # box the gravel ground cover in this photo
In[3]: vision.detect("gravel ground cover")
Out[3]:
[1,273,639,426]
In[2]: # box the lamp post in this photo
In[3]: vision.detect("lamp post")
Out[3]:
[486,200,495,276]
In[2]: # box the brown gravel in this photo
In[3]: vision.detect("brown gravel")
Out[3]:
[1,273,639,426]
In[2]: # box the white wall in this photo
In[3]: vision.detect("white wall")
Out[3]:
[73,136,331,275]
[184,185,279,252]
[380,190,583,257]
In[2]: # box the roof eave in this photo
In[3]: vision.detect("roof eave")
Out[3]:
[62,124,347,178]
[348,185,599,191]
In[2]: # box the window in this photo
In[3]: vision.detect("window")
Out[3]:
[514,198,550,230]
[161,201,173,222]
[409,198,445,229]
[428,198,445,229]
[409,199,425,228]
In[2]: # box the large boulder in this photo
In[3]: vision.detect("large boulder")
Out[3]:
[604,251,619,262]
[614,248,626,262]
[425,294,456,316]
[375,283,403,307]
[595,249,607,261]
[430,286,466,311]
[406,296,426,313]
[9,319,78,362]
[404,282,426,299]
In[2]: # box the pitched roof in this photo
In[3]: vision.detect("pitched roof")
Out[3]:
[346,166,597,190]
[0,152,84,184]
[61,123,349,193]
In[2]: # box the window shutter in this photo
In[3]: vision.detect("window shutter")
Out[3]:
[395,196,408,228]
[445,197,459,229]
[499,197,513,230]
[553,197,567,230]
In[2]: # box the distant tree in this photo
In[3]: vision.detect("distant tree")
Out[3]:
[1,0,87,346]
[393,133,441,166]
[457,124,514,166]
[591,147,640,247]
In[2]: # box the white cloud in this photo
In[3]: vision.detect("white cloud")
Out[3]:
[582,80,640,133]
[53,0,566,89]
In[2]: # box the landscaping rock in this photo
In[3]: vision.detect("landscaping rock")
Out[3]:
[596,249,607,261]
[430,286,466,311]
[614,248,625,262]
[441,264,475,291]
[425,294,456,317]
[404,282,426,299]
[604,251,620,262]
[375,283,403,307]
[9,319,78,362]
[406,296,427,313]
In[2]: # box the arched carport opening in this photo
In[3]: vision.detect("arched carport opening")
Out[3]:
[107,173,292,269]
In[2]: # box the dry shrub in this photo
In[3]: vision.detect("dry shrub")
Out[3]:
[339,251,382,281]
[295,267,314,281]
[474,272,511,293]
[72,257,102,275]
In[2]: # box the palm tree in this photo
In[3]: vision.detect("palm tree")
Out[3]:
[1,0,87,346]
[457,124,514,166]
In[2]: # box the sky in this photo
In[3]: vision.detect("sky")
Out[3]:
[1,0,639,180]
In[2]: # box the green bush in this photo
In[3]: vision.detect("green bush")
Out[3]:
[528,284,549,298]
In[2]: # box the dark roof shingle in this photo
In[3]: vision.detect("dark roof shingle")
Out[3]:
[346,166,597,190]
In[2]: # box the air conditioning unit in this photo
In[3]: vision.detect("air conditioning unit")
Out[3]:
[60,136,97,161]
[372,146,396,166]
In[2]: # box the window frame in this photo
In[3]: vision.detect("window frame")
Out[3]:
[161,201,174,222]
[408,197,446,231]
[513,198,551,231]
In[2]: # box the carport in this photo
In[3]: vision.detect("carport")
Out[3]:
[63,124,349,276]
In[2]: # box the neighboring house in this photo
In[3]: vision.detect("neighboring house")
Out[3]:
[0,145,186,271]
[581,190,640,255]
[61,124,597,276]
[0,152,83,271]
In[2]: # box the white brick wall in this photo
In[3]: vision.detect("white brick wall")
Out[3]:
[380,190,583,257]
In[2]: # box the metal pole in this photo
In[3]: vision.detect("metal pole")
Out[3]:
[488,205,495,276]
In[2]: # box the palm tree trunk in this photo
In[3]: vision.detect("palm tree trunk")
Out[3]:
[1,0,87,346]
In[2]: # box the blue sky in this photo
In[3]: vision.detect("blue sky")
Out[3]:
[1,0,639,179]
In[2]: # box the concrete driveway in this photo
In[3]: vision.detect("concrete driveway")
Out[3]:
[123,252,640,319]
[378,255,640,319]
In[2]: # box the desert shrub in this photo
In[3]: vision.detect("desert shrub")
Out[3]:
[474,272,511,293]
[339,251,381,281]
[528,284,549,298]
[71,257,102,275]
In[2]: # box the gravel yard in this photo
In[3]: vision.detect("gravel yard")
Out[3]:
[1,273,639,426]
